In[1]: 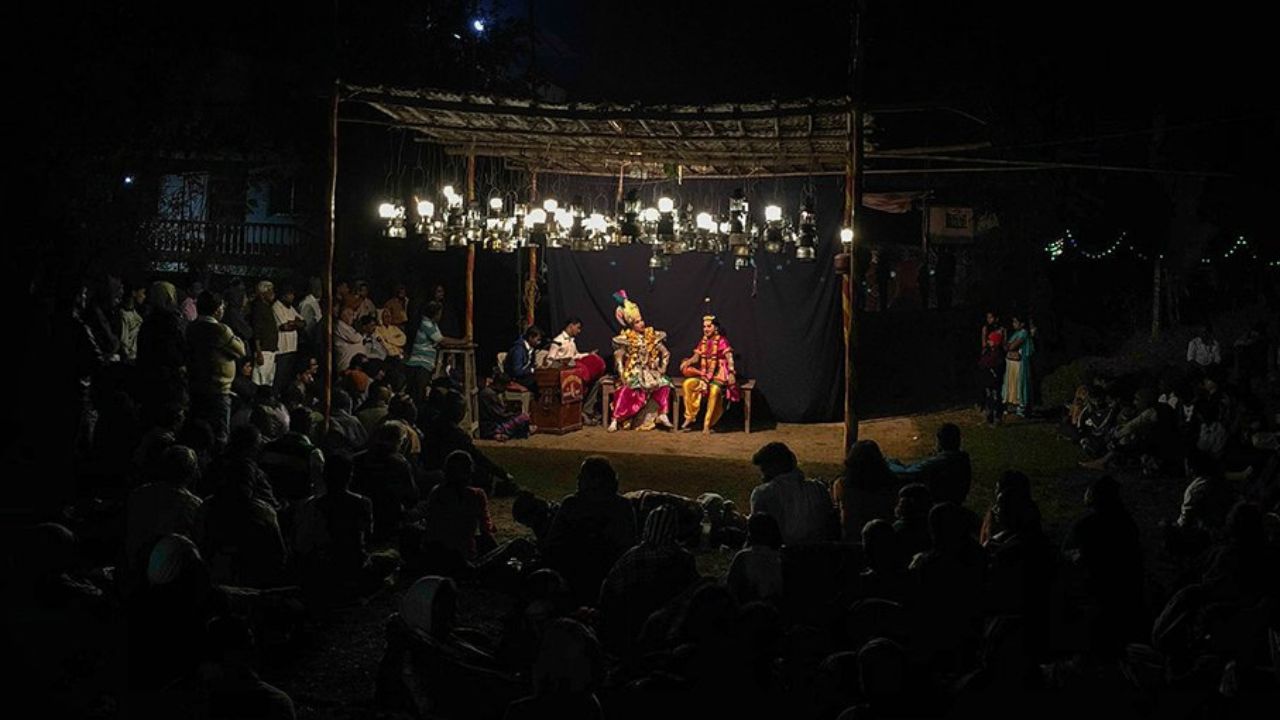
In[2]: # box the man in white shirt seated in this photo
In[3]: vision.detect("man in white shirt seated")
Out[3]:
[1186,324,1221,370]
[545,317,606,385]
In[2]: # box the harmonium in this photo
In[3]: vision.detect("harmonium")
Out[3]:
[531,364,583,434]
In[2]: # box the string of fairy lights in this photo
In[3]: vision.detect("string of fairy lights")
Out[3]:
[1045,231,1275,268]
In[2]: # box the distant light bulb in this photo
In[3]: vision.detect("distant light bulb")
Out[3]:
[488,197,503,211]
[718,222,731,234]
[588,213,606,232]
[472,19,486,33]
[378,203,397,219]
[696,212,714,230]
[765,205,783,223]
[123,175,135,186]
[554,209,573,227]
[643,207,660,223]
[543,198,559,212]
[527,208,547,226]
[442,185,456,198]
[657,197,675,213]
[417,200,435,218]
[840,228,854,244]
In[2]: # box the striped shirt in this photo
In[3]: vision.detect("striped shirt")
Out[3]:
[406,317,444,371]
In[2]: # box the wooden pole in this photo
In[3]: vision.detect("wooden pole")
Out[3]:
[324,79,339,431]
[843,1,865,451]
[526,171,539,329]
[466,151,477,341]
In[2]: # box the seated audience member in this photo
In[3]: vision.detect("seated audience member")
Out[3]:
[981,473,1054,658]
[1059,476,1146,655]
[376,576,525,718]
[1170,449,1237,555]
[1081,388,1180,473]
[503,326,544,392]
[232,385,289,438]
[749,442,835,546]
[334,307,365,372]
[543,456,638,605]
[599,505,700,657]
[832,440,901,542]
[496,569,574,670]
[342,353,373,405]
[6,524,111,718]
[294,452,397,597]
[421,390,516,496]
[135,401,186,475]
[478,372,533,440]
[512,491,560,545]
[893,483,933,560]
[504,619,605,720]
[726,512,784,605]
[129,535,225,693]
[324,389,368,453]
[126,445,204,570]
[911,502,986,671]
[196,469,288,589]
[258,407,325,502]
[417,451,497,575]
[231,356,258,414]
[623,489,715,548]
[856,519,913,606]
[205,425,279,509]
[888,423,972,506]
[189,615,296,720]
[1195,402,1229,459]
[384,393,424,459]
[357,385,393,435]
[979,470,1031,544]
[354,422,419,539]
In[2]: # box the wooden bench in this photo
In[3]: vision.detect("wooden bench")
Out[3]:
[601,377,756,433]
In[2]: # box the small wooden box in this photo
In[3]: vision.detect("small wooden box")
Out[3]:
[530,367,583,434]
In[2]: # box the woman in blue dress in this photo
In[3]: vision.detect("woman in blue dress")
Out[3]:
[1002,315,1035,416]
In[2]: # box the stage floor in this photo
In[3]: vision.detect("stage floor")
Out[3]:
[475,415,937,466]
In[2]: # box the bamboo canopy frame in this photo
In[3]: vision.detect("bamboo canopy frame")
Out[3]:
[337,83,867,441]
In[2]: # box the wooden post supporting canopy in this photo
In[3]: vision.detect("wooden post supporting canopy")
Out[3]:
[324,79,339,431]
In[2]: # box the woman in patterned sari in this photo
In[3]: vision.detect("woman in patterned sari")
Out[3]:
[1002,315,1035,416]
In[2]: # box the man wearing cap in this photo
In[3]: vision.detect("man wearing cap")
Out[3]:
[679,313,739,434]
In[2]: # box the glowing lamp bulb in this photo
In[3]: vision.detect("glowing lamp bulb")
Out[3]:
[543,198,559,212]
[696,212,714,230]
[417,200,435,218]
[657,197,675,213]
[764,205,783,223]
[488,197,503,212]
[588,213,606,232]
[554,209,573,227]
[642,207,660,223]
[840,228,854,245]
[378,203,397,219]
[527,208,547,226]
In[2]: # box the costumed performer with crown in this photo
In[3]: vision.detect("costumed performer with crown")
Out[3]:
[679,298,740,433]
[608,290,674,432]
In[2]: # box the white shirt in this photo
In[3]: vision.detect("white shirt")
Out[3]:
[547,330,585,361]
[1186,337,1221,367]
[299,294,322,332]
[272,301,303,355]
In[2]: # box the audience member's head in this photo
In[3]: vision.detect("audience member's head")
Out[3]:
[226,425,263,459]
[157,445,200,489]
[532,619,603,697]
[388,393,417,422]
[146,534,203,587]
[288,406,313,438]
[577,455,618,495]
[752,442,798,481]
[937,423,962,453]
[513,491,554,537]
[927,502,970,553]
[745,512,783,551]
[443,450,474,487]
[844,440,889,484]
[195,290,224,319]
[895,483,932,521]
[1085,476,1123,513]
[857,637,908,701]
[324,450,354,494]
[400,575,457,640]
[641,505,679,547]
[332,389,353,415]
[677,584,739,646]
[176,420,215,458]
[206,614,256,667]
[369,422,407,455]
[862,519,904,573]
[425,301,444,321]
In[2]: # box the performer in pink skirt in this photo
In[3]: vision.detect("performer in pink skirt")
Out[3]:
[608,290,673,432]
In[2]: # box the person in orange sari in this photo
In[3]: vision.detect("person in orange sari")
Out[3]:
[679,315,739,433]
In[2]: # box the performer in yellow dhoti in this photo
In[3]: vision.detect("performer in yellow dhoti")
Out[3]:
[679,314,739,433]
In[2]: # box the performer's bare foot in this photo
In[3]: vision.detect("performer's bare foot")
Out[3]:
[655,415,673,430]
[529,425,539,435]
[679,424,696,433]
[607,419,618,433]
[702,426,713,435]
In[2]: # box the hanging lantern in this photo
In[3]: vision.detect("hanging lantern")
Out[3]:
[795,195,817,262]
[728,189,753,269]
[763,204,787,254]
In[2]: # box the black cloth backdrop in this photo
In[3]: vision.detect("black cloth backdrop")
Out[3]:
[546,177,845,423]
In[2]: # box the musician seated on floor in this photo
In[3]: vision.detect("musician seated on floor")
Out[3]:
[479,373,533,441]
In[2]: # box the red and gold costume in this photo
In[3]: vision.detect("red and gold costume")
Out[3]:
[680,315,739,432]
[610,291,673,431]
